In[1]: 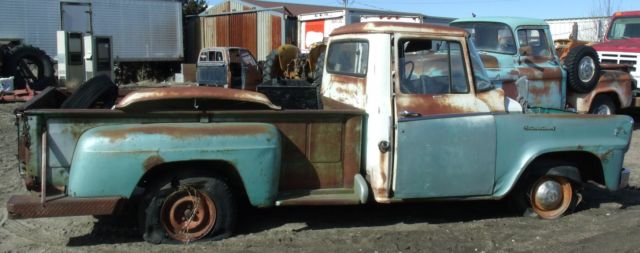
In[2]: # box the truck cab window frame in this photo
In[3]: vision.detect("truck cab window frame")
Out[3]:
[516,28,552,58]
[326,40,369,77]
[397,38,470,95]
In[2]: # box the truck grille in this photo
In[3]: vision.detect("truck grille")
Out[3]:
[598,51,639,79]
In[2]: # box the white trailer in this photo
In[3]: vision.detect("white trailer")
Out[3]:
[298,10,452,53]
[0,0,183,62]
[546,16,610,43]
[360,15,422,23]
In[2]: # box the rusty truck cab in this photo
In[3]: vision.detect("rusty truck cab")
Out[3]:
[321,22,511,202]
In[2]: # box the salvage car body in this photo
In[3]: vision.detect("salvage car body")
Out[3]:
[196,47,262,90]
[8,23,632,222]
[451,17,634,113]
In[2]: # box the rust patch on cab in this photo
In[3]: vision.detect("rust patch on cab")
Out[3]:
[143,155,165,171]
[323,74,367,108]
[331,22,468,38]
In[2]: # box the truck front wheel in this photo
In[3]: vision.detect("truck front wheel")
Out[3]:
[139,174,236,244]
[511,160,581,219]
[528,176,578,219]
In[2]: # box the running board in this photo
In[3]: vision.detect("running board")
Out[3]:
[7,195,126,219]
[275,174,370,206]
[275,188,361,206]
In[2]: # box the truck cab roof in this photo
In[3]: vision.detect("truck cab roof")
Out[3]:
[452,17,548,28]
[330,21,468,37]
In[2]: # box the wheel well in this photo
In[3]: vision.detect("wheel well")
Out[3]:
[525,151,605,185]
[137,160,249,205]
[597,92,621,109]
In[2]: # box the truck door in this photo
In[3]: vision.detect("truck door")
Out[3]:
[392,37,497,199]
[515,27,565,110]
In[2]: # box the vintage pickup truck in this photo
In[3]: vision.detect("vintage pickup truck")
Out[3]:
[6,22,633,244]
[450,17,636,115]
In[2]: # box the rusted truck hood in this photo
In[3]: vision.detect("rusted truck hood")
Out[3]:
[593,38,640,53]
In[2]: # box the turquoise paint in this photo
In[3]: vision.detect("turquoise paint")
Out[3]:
[67,122,281,207]
[452,18,569,111]
[394,115,496,199]
[492,113,633,197]
[452,17,548,30]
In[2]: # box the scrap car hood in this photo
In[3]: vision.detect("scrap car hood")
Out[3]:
[593,38,640,53]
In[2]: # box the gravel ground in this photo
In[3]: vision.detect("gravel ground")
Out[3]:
[0,102,639,253]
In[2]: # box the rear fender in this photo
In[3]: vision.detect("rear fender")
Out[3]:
[67,122,281,207]
[568,70,633,112]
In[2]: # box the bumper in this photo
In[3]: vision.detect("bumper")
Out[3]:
[620,168,631,189]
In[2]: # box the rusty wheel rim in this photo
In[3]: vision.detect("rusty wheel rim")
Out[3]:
[530,176,573,219]
[160,187,217,242]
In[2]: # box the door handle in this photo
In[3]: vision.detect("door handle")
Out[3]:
[400,111,421,118]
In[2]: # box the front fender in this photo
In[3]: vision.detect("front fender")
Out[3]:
[67,122,281,207]
[494,113,633,197]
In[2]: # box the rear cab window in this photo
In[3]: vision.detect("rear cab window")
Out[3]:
[199,50,224,64]
[326,41,369,77]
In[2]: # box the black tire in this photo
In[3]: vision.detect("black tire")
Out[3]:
[510,160,581,219]
[589,95,616,115]
[312,52,325,86]
[565,45,601,93]
[4,45,56,90]
[139,173,236,244]
[60,75,118,109]
[262,50,280,84]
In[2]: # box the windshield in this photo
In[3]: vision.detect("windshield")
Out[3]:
[452,22,516,55]
[467,40,494,91]
[608,17,640,39]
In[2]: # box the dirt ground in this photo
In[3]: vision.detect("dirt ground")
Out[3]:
[0,103,639,253]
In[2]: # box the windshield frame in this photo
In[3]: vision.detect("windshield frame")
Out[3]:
[607,17,640,40]
[466,36,494,92]
[451,21,517,55]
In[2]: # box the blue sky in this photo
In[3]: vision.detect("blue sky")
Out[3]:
[207,0,640,19]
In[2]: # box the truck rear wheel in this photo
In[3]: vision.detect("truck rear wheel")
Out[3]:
[139,174,236,244]
[510,160,581,219]
[589,95,616,115]
[312,52,325,85]
[262,50,281,84]
[565,45,601,93]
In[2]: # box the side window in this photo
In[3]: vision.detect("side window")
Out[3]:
[517,29,551,57]
[199,51,207,62]
[399,39,469,94]
[326,41,369,76]
[239,50,257,67]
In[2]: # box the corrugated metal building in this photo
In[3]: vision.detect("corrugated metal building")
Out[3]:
[187,0,337,63]
[546,16,611,42]
[186,0,452,62]
[0,0,183,62]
